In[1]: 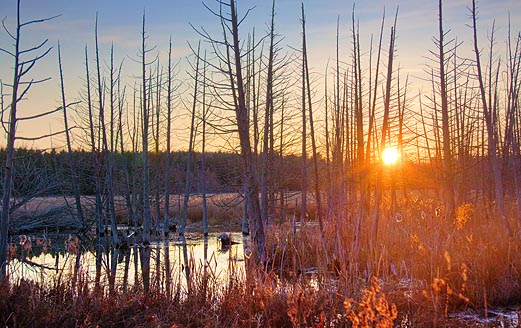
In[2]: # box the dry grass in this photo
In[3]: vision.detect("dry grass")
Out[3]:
[3,194,521,327]
[10,193,317,232]
[262,196,521,326]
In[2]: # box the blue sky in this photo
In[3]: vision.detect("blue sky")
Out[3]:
[0,0,520,149]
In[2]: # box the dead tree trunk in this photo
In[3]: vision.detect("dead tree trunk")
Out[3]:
[261,0,276,226]
[371,11,398,251]
[163,37,174,236]
[470,0,510,233]
[58,42,85,230]
[0,0,56,279]
[301,3,325,239]
[228,0,266,262]
[180,42,201,236]
[437,0,456,216]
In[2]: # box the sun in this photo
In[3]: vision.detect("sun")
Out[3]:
[382,147,400,166]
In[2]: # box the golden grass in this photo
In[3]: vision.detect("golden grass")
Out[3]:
[4,193,521,327]
[262,196,521,326]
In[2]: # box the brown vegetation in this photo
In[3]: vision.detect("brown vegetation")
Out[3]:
[2,196,521,327]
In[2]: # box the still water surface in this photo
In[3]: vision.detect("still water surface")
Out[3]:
[8,232,246,289]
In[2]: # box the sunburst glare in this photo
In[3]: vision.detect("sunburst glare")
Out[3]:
[382,146,400,166]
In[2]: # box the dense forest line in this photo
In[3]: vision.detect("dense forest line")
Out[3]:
[0,147,508,218]
[0,148,506,197]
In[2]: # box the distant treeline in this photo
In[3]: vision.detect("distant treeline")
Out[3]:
[0,148,307,197]
[0,147,503,202]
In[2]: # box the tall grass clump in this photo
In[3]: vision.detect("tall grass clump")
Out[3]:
[264,194,521,325]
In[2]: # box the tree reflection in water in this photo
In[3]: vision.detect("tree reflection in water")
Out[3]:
[7,232,246,295]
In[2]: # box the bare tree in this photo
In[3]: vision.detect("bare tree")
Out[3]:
[180,41,201,236]
[300,4,308,224]
[470,0,510,233]
[193,0,266,262]
[163,37,174,237]
[502,19,521,217]
[300,3,325,241]
[370,9,398,250]
[94,15,118,247]
[0,0,59,279]
[57,42,85,230]
[138,10,156,293]
[436,0,455,215]
[201,51,209,236]
[260,0,276,226]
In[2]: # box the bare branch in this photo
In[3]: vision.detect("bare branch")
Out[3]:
[19,14,61,28]
[17,102,80,121]
[0,47,15,57]
[15,128,68,141]
[19,38,49,55]
[19,47,53,77]
[1,17,16,40]
[16,77,52,103]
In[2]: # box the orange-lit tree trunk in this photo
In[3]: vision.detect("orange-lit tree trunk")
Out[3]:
[371,11,398,251]
[301,3,325,241]
[437,0,456,216]
[470,0,510,233]
[261,0,275,226]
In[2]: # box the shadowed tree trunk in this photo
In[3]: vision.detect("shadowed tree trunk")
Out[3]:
[163,37,174,237]
[300,4,308,224]
[57,42,85,230]
[180,42,201,236]
[301,3,326,248]
[0,0,57,279]
[201,51,209,236]
[261,0,276,226]
[227,0,266,262]
[139,11,152,292]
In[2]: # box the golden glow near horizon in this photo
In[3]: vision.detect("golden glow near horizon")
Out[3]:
[382,147,400,166]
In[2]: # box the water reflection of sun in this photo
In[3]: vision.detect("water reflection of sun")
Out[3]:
[382,147,400,166]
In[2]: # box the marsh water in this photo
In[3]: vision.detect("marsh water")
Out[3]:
[8,231,247,292]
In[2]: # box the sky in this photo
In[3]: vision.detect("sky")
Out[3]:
[0,0,520,150]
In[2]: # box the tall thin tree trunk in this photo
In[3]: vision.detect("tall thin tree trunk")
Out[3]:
[261,0,276,226]
[140,11,152,293]
[371,11,398,251]
[180,42,201,236]
[228,0,266,262]
[0,6,20,279]
[164,37,174,236]
[470,0,510,233]
[300,3,308,224]
[438,0,456,216]
[201,51,209,236]
[58,42,85,230]
[301,3,325,242]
